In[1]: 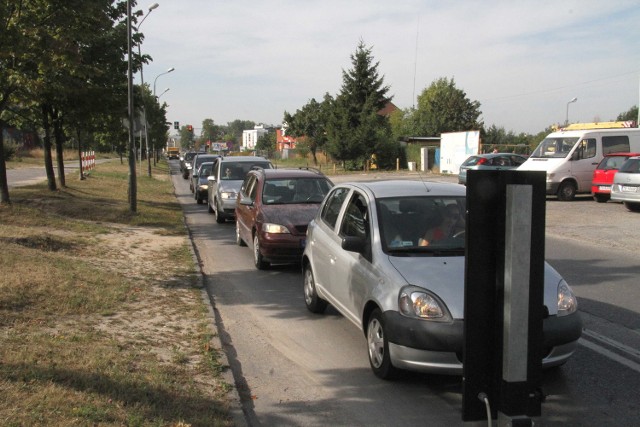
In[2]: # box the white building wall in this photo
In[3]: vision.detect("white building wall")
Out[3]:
[242,125,268,150]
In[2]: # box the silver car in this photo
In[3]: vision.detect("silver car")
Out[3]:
[207,156,273,223]
[302,180,582,379]
[610,156,640,212]
[458,153,528,185]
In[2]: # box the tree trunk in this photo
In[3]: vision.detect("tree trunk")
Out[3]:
[42,104,57,191]
[52,108,66,187]
[0,119,10,204]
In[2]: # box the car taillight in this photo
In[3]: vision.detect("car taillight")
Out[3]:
[477,158,488,165]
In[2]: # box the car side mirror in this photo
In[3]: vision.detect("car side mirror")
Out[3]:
[193,173,198,178]
[239,195,253,206]
[341,236,366,254]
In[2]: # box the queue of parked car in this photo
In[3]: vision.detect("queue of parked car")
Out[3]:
[170,152,583,380]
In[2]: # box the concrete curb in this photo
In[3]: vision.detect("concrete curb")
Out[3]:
[175,166,247,427]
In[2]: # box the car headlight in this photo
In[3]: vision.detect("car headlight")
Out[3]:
[398,286,451,321]
[557,280,577,316]
[199,184,208,191]
[221,191,237,200]
[262,223,291,234]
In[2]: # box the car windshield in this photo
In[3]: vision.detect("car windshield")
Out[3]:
[530,137,579,158]
[619,158,640,173]
[262,178,332,204]
[377,196,466,255]
[221,161,271,180]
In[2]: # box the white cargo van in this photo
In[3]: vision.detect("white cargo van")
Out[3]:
[518,125,640,200]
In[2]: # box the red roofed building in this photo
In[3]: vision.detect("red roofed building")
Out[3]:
[276,128,301,151]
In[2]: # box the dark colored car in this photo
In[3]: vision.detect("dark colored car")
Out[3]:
[193,161,215,204]
[235,168,333,269]
[181,151,197,179]
[458,153,528,185]
[189,153,220,193]
[591,152,640,203]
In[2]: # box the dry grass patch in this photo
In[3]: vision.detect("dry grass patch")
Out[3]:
[0,160,234,426]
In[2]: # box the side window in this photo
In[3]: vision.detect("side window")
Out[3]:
[240,175,253,197]
[340,192,372,261]
[602,135,630,154]
[511,155,526,166]
[576,138,596,160]
[248,176,259,201]
[320,187,350,229]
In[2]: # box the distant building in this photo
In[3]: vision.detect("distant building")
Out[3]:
[276,127,300,151]
[242,124,268,150]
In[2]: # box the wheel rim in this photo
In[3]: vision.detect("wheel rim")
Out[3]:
[304,269,314,305]
[367,318,385,369]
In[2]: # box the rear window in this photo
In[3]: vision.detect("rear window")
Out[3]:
[597,155,629,170]
[620,158,640,174]
[462,156,481,166]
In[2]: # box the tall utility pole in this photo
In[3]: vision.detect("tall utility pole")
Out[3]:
[127,0,137,212]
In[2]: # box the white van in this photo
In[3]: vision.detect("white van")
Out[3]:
[518,125,640,200]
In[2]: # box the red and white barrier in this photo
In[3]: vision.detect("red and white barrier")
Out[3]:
[81,151,95,173]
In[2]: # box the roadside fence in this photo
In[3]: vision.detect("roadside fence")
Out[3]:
[82,151,95,174]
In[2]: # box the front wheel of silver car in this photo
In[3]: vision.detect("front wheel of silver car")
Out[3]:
[303,265,327,314]
[367,308,398,380]
[253,234,269,270]
[214,199,225,224]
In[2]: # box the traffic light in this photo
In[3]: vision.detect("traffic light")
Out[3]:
[186,124,193,132]
[174,121,179,130]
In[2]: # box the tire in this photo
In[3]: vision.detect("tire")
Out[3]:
[208,200,214,213]
[303,265,327,313]
[196,195,203,204]
[624,202,640,212]
[253,234,269,270]
[367,308,398,380]
[557,181,576,201]
[594,194,608,203]
[214,200,225,224]
[236,221,246,246]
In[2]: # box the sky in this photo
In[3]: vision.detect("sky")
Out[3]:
[135,0,640,136]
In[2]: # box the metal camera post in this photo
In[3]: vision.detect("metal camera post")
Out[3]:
[462,169,546,426]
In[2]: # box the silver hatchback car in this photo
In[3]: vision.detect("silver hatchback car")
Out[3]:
[610,156,640,212]
[302,180,582,379]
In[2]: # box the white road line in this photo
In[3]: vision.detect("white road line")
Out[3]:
[579,334,640,374]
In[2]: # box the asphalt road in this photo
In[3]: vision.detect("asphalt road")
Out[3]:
[173,161,640,426]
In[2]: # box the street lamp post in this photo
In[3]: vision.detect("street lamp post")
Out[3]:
[153,67,175,96]
[137,3,159,177]
[157,87,170,98]
[565,97,577,126]
[126,0,136,212]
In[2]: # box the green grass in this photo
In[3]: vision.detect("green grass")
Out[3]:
[0,159,234,426]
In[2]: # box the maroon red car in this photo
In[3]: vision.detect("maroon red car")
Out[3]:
[235,167,333,269]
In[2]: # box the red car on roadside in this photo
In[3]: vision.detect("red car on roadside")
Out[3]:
[591,152,640,203]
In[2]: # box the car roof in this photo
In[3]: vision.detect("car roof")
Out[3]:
[342,179,466,198]
[258,168,329,179]
[603,152,640,157]
[219,156,269,163]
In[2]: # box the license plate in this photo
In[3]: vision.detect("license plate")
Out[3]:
[622,186,638,192]
[598,185,610,191]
